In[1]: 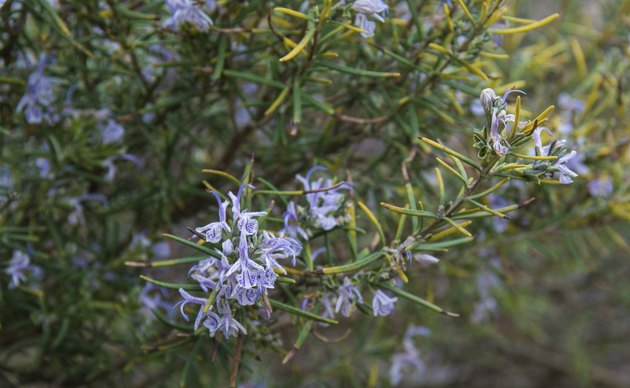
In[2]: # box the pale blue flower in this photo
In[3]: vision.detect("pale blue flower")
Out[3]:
[152,241,171,259]
[5,251,42,289]
[103,154,142,181]
[352,0,388,22]
[554,151,579,184]
[319,291,337,322]
[217,301,247,338]
[292,166,351,232]
[532,127,553,154]
[163,0,213,31]
[99,118,125,144]
[174,288,208,330]
[16,54,60,124]
[281,201,309,240]
[35,157,52,178]
[372,290,398,316]
[558,93,585,114]
[335,277,363,317]
[0,165,12,192]
[258,231,302,269]
[139,283,171,320]
[588,177,613,198]
[195,192,231,243]
[389,326,430,386]
[354,14,376,38]
[352,0,388,38]
[471,262,501,323]
[189,258,221,292]
[489,108,509,155]
[203,310,222,336]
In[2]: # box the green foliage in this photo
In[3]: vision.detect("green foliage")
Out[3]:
[1,0,629,386]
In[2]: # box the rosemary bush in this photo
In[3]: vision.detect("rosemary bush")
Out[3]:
[1,0,629,386]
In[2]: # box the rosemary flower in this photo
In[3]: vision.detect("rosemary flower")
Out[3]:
[372,289,398,316]
[335,277,363,317]
[5,251,42,289]
[163,0,213,31]
[352,0,388,38]
[16,54,59,124]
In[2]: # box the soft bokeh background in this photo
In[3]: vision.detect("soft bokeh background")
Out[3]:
[1,0,629,386]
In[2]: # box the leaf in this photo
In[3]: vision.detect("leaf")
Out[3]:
[377,283,459,317]
[140,275,201,291]
[317,60,400,78]
[411,237,474,251]
[314,251,383,275]
[269,300,338,325]
[162,233,220,258]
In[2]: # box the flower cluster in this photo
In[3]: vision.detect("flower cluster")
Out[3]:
[175,185,302,338]
[531,127,579,184]
[310,277,401,320]
[478,88,526,156]
[351,0,388,38]
[476,88,579,185]
[282,166,351,240]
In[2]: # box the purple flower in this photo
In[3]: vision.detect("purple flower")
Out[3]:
[203,310,222,336]
[533,127,553,155]
[352,0,388,18]
[531,128,579,184]
[354,14,376,38]
[35,157,52,178]
[174,288,208,330]
[288,166,351,234]
[258,231,302,269]
[0,166,13,192]
[335,277,363,317]
[319,292,337,322]
[16,54,59,124]
[389,326,430,386]
[588,177,613,198]
[372,290,398,316]
[234,287,259,306]
[152,241,171,259]
[558,93,585,114]
[282,201,309,240]
[66,193,108,225]
[103,154,142,181]
[5,251,42,289]
[489,108,509,155]
[163,0,213,31]
[554,151,579,184]
[139,283,171,320]
[189,258,221,292]
[195,192,231,243]
[217,301,247,338]
[99,119,125,144]
[471,266,501,324]
[351,0,388,37]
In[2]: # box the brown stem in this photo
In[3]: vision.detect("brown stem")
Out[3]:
[229,334,243,388]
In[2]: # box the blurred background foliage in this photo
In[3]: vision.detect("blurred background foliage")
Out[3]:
[1,0,629,386]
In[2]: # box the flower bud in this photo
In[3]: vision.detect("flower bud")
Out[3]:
[480,88,497,111]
